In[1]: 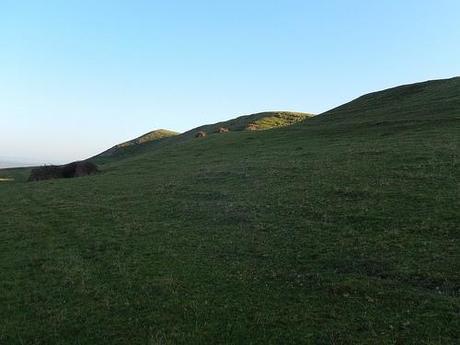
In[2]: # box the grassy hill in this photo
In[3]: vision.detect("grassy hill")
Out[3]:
[94,129,179,161]
[91,111,311,164]
[182,111,312,135]
[0,78,459,344]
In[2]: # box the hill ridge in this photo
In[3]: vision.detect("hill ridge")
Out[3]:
[93,111,312,162]
[97,129,179,158]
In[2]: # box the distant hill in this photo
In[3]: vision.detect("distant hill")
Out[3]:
[92,111,311,163]
[182,111,312,137]
[97,129,179,159]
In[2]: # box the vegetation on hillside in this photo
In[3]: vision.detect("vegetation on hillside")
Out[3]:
[0,78,459,344]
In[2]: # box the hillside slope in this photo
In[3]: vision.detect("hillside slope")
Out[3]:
[95,129,179,159]
[0,78,459,344]
[182,111,312,136]
[91,111,311,164]
[316,76,460,126]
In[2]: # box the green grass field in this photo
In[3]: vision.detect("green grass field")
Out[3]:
[0,78,459,344]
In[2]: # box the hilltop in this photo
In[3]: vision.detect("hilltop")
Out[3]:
[317,76,460,126]
[182,111,312,136]
[96,129,179,159]
[0,78,459,344]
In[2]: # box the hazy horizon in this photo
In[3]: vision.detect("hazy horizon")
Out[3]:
[0,154,45,167]
[1,1,459,163]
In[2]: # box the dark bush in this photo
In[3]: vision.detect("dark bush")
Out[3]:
[195,131,207,138]
[28,161,99,182]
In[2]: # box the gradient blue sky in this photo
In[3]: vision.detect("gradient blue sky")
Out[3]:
[1,0,459,163]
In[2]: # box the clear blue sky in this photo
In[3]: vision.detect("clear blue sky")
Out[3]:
[1,0,459,163]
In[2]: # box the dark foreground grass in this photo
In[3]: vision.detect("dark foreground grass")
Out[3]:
[0,78,459,344]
